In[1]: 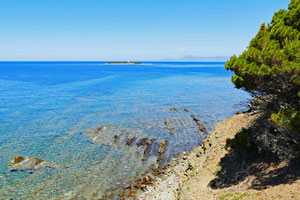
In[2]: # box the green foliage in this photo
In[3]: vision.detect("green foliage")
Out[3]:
[225,0,300,131]
[214,165,221,176]
[219,192,249,200]
[271,108,300,130]
[226,129,252,149]
[219,193,233,200]
[225,0,300,88]
[225,0,300,87]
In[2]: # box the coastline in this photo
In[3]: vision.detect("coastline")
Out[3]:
[134,113,300,200]
[1,62,250,200]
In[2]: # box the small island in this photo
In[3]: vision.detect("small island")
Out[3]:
[105,61,142,65]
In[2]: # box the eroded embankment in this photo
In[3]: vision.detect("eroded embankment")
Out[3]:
[136,113,300,200]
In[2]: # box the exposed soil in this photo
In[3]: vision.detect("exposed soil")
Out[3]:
[136,114,300,200]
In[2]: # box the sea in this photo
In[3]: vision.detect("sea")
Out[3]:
[0,61,250,199]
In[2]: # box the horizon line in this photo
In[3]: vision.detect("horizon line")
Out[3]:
[0,60,227,63]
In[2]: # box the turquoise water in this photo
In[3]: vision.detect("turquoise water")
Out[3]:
[0,62,250,199]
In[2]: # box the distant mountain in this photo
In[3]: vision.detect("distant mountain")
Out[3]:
[162,55,230,62]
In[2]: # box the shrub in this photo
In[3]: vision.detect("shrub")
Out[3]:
[271,108,300,130]
[226,129,253,150]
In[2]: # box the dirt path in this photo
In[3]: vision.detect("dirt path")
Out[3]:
[136,114,300,200]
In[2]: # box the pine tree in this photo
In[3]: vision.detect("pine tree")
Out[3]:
[225,0,300,130]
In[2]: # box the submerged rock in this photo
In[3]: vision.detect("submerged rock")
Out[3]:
[86,125,156,148]
[158,140,167,154]
[184,108,190,112]
[85,125,172,168]
[191,115,207,134]
[198,125,206,132]
[126,137,136,146]
[191,114,201,125]
[8,155,57,171]
[86,125,122,145]
[169,107,179,112]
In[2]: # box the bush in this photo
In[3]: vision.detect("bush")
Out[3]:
[226,129,253,150]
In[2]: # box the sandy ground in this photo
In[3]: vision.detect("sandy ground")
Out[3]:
[136,114,300,200]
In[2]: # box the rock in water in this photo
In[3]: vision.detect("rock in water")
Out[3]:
[169,107,179,112]
[158,140,167,154]
[198,125,206,132]
[8,155,57,171]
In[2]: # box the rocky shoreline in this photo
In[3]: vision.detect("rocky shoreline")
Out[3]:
[6,106,209,200]
[134,113,300,200]
[6,111,299,199]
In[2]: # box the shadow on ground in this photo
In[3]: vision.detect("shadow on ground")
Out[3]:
[209,114,300,190]
[209,148,300,190]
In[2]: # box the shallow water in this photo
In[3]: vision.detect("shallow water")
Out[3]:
[0,62,250,199]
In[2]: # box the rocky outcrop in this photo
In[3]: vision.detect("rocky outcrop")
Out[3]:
[78,108,208,199]
[8,155,58,171]
[250,116,300,159]
[85,125,170,164]
[247,94,275,114]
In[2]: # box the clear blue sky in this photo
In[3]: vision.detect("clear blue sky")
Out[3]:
[0,0,291,61]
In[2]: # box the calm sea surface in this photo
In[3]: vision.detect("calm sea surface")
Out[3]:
[0,62,250,199]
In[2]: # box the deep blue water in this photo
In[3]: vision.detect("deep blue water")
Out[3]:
[0,62,250,199]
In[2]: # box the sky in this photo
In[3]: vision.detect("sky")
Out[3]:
[0,0,291,61]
